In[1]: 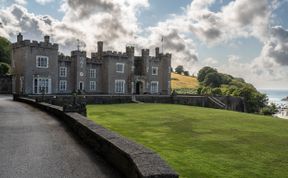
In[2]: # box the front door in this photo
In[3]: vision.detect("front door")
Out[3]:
[136,81,143,94]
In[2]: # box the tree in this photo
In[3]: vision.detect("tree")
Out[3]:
[202,72,221,87]
[197,66,217,82]
[0,37,11,64]
[175,65,184,74]
[0,62,10,75]
[183,71,189,76]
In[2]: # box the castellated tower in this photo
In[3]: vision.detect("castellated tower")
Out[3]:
[71,50,87,91]
[12,33,59,94]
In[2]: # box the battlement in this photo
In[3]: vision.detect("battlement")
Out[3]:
[13,33,58,50]
[58,54,71,61]
[71,50,87,57]
[102,50,128,58]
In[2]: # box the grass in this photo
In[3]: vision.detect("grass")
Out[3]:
[87,104,288,178]
[171,72,199,89]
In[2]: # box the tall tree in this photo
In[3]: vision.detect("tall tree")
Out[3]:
[0,36,11,64]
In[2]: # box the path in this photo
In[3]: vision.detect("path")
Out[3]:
[0,95,122,178]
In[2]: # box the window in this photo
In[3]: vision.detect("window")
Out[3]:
[116,63,124,73]
[59,80,67,91]
[151,81,159,94]
[115,80,125,93]
[152,67,158,75]
[59,67,67,77]
[89,81,96,91]
[33,77,51,94]
[36,56,49,68]
[79,81,84,90]
[89,69,96,78]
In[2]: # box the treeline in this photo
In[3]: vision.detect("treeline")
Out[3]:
[196,66,275,114]
[0,36,11,75]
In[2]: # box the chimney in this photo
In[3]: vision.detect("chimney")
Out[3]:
[155,47,159,57]
[97,41,103,54]
[17,33,23,42]
[44,35,50,43]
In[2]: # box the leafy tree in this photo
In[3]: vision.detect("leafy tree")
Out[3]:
[197,66,269,113]
[0,37,11,64]
[197,66,217,82]
[183,71,189,76]
[175,65,184,74]
[202,72,221,87]
[0,62,10,75]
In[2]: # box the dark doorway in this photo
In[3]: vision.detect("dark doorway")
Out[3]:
[136,81,143,95]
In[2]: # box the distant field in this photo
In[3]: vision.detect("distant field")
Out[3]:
[88,104,288,178]
[171,72,199,89]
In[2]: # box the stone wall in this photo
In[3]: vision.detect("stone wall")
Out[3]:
[26,94,246,112]
[0,75,12,94]
[14,96,179,178]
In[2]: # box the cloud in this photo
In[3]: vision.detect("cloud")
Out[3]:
[186,0,272,43]
[35,0,54,5]
[15,0,26,5]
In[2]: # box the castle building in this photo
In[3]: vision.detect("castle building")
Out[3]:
[12,33,171,95]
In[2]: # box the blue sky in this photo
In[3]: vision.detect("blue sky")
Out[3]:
[0,0,288,89]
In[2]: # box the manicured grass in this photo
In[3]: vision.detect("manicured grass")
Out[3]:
[87,104,288,178]
[171,72,199,89]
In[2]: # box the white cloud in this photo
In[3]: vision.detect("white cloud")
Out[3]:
[15,0,26,5]
[35,0,54,5]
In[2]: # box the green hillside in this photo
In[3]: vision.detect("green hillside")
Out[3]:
[88,104,288,178]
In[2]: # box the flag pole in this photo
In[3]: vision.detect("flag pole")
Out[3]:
[161,36,164,54]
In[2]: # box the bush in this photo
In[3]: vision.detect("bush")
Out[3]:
[260,103,278,115]
[0,62,10,75]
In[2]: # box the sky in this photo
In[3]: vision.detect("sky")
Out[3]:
[0,0,288,89]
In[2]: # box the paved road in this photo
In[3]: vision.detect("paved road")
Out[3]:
[0,95,122,178]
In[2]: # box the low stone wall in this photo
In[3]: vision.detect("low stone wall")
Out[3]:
[27,94,245,112]
[15,96,178,178]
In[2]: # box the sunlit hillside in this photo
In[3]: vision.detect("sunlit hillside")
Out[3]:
[171,72,199,89]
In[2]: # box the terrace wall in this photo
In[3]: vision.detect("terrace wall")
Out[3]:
[26,94,246,112]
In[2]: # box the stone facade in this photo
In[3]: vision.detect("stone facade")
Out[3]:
[12,34,171,95]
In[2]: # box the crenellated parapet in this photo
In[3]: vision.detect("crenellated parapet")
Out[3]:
[12,33,58,50]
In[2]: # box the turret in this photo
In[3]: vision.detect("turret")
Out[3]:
[44,35,50,43]
[126,46,135,57]
[97,41,103,55]
[155,47,160,57]
[17,33,23,43]
[141,49,149,57]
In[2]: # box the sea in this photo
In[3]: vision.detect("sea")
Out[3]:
[259,89,288,107]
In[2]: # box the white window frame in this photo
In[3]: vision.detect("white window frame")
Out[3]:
[115,80,125,94]
[36,56,49,68]
[59,80,67,91]
[59,67,67,77]
[32,76,51,94]
[150,81,159,94]
[89,69,96,78]
[152,67,158,75]
[89,81,96,91]
[116,63,125,73]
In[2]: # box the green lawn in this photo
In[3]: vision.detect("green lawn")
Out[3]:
[87,104,288,178]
